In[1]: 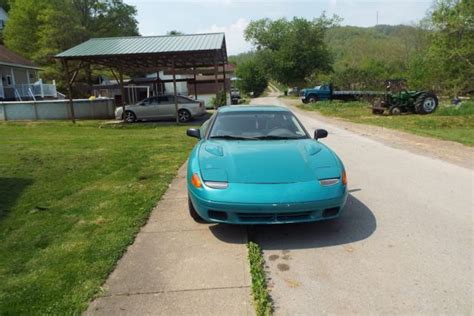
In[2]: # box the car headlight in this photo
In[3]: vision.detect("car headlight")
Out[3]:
[319,178,340,186]
[320,171,347,186]
[204,181,228,189]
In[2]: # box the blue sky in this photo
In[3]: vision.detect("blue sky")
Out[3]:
[126,0,433,55]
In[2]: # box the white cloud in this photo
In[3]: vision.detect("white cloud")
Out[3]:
[200,18,252,55]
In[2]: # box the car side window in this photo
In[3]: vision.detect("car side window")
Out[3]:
[178,96,192,103]
[157,96,175,104]
[138,98,149,106]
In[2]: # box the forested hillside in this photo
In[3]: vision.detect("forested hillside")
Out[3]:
[321,25,429,90]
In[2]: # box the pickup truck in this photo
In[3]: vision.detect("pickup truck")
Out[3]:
[299,84,381,103]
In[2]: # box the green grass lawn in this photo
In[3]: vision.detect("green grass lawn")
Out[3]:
[294,98,474,146]
[0,121,196,314]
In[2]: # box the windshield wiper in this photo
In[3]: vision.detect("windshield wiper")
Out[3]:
[210,135,258,140]
[255,135,306,140]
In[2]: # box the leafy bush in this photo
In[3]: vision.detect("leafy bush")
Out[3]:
[209,89,227,108]
[235,57,268,97]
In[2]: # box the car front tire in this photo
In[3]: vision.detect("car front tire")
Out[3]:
[188,196,206,223]
[308,95,318,103]
[123,111,136,123]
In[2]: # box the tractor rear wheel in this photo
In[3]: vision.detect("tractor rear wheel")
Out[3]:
[415,92,438,114]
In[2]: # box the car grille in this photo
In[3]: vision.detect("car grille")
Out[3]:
[237,211,313,223]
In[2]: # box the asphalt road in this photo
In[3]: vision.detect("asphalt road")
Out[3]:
[249,96,473,315]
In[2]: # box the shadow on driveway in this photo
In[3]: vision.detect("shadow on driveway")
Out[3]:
[209,194,376,250]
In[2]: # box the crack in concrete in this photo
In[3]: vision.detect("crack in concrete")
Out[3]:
[102,285,251,298]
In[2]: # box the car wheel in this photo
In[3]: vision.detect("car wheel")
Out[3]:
[178,109,191,123]
[123,111,136,123]
[389,106,401,115]
[308,95,318,103]
[188,196,206,223]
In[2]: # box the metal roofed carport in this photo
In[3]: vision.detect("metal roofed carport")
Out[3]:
[55,33,228,123]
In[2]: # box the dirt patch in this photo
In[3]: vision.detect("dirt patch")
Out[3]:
[277,263,290,272]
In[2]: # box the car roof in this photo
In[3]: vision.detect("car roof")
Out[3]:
[149,94,189,97]
[217,105,290,113]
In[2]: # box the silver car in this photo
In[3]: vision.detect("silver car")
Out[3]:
[115,95,206,123]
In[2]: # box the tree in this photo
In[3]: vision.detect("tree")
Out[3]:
[166,30,183,36]
[235,56,268,97]
[426,0,474,94]
[3,0,139,95]
[0,0,10,12]
[244,15,340,86]
[5,0,138,61]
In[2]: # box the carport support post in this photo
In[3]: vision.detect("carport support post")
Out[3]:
[193,66,198,100]
[62,59,76,124]
[172,59,179,124]
[214,59,219,110]
[119,71,126,115]
[222,64,227,104]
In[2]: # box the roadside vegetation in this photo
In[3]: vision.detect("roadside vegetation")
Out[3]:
[292,98,474,146]
[248,242,272,316]
[0,121,196,314]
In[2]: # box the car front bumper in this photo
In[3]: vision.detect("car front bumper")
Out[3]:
[188,188,348,224]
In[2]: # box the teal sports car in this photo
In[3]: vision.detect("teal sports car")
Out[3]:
[186,105,348,224]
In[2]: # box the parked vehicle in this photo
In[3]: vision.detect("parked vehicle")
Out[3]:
[115,95,206,123]
[186,105,348,224]
[371,79,439,115]
[299,84,381,103]
[287,87,299,96]
[230,88,241,105]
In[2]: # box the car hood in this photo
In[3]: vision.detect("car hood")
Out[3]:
[198,139,340,184]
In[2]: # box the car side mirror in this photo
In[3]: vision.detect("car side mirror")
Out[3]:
[187,128,201,139]
[314,129,328,140]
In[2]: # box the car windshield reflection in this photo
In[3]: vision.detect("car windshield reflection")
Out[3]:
[209,111,309,140]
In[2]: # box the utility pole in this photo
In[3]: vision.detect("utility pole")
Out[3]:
[376,11,379,25]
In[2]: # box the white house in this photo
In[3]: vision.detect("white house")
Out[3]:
[0,45,57,101]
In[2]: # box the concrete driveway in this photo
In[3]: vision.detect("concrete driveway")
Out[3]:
[86,164,253,315]
[245,95,473,314]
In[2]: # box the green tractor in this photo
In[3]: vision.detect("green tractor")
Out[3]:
[372,79,438,115]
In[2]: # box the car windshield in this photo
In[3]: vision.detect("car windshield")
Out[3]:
[209,111,308,140]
